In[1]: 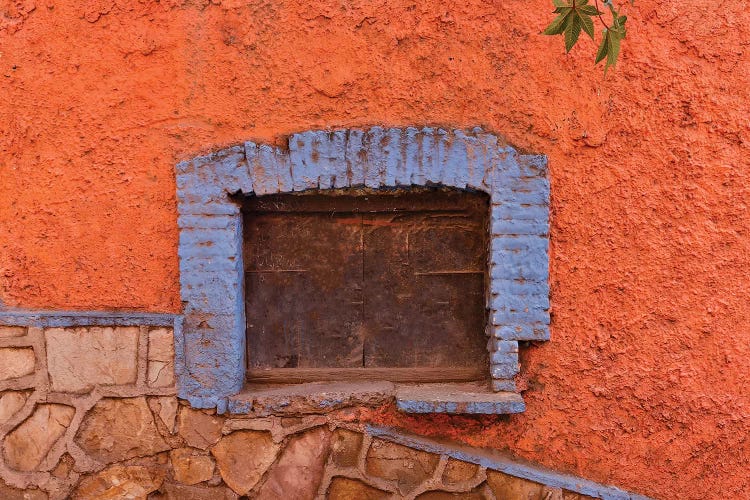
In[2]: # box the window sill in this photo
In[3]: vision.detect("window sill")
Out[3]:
[227,381,525,416]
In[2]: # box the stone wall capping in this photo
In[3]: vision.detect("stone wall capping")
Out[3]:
[366,425,654,500]
[0,310,179,328]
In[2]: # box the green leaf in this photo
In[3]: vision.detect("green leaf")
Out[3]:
[578,5,602,15]
[544,10,573,35]
[565,16,582,52]
[595,29,609,64]
[578,11,595,39]
[552,0,567,7]
[606,29,622,69]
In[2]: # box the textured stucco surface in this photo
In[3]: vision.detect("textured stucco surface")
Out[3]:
[1,1,749,498]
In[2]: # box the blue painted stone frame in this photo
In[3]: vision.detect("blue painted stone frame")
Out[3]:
[176,127,550,412]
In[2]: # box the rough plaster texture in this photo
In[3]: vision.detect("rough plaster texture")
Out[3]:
[1,1,749,498]
[175,127,549,408]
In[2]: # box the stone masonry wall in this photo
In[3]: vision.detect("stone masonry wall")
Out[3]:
[0,324,645,500]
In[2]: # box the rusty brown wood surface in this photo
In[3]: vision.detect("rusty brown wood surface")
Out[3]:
[243,188,489,382]
[245,367,487,383]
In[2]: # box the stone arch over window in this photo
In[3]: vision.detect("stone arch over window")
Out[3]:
[175,127,550,413]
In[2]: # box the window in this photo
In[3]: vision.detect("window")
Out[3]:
[243,188,489,384]
[175,127,549,414]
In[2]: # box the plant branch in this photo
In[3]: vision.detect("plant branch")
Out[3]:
[593,0,610,29]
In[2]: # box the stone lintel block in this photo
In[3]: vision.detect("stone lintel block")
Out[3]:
[177,214,239,230]
[490,279,548,298]
[491,362,520,379]
[0,348,35,381]
[179,257,242,275]
[492,379,517,392]
[492,324,550,341]
[491,352,519,365]
[488,339,519,353]
[45,327,138,393]
[492,219,549,236]
[254,144,288,195]
[491,292,550,312]
[491,188,548,206]
[179,225,241,244]
[364,126,386,188]
[491,235,549,254]
[492,203,548,221]
[491,308,550,325]
[441,130,469,188]
[491,266,548,283]
[177,200,240,217]
[494,174,549,192]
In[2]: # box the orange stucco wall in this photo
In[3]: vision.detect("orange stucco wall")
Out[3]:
[1,1,749,498]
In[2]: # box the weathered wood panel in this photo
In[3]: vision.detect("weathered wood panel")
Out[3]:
[244,212,364,369]
[243,189,489,381]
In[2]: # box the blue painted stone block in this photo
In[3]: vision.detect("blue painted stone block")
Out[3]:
[492,324,550,341]
[491,351,519,365]
[491,362,520,379]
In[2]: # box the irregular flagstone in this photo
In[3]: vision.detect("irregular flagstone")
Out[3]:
[327,477,390,500]
[72,464,164,500]
[0,391,29,425]
[0,348,35,381]
[3,403,75,472]
[365,439,440,495]
[51,453,76,480]
[255,426,331,499]
[177,407,224,450]
[170,447,215,485]
[330,428,363,467]
[149,396,178,434]
[75,397,169,463]
[0,478,48,500]
[45,327,138,392]
[416,486,488,499]
[486,470,562,499]
[211,431,280,495]
[441,458,480,484]
[152,482,238,500]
